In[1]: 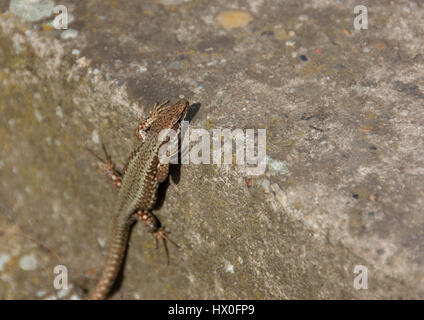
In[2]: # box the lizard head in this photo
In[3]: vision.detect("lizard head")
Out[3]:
[150,99,189,134]
[136,99,190,143]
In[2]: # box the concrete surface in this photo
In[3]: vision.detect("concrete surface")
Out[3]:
[0,0,423,299]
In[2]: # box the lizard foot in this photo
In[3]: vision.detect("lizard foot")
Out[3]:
[135,211,179,264]
[152,227,179,265]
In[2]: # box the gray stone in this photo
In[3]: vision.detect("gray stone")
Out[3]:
[1,0,424,299]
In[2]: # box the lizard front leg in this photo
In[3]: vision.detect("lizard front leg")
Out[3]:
[87,143,123,189]
[157,163,170,183]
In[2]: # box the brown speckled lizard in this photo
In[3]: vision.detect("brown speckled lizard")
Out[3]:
[89,99,189,300]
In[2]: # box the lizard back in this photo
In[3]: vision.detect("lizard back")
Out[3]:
[118,135,161,219]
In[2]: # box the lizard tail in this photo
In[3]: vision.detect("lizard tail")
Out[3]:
[90,216,135,300]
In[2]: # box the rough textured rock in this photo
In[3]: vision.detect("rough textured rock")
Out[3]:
[0,0,423,299]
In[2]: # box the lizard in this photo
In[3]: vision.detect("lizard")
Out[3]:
[89,99,190,300]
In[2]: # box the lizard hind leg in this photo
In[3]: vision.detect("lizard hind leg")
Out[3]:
[135,210,179,264]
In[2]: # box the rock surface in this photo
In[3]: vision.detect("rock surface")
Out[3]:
[0,0,423,299]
